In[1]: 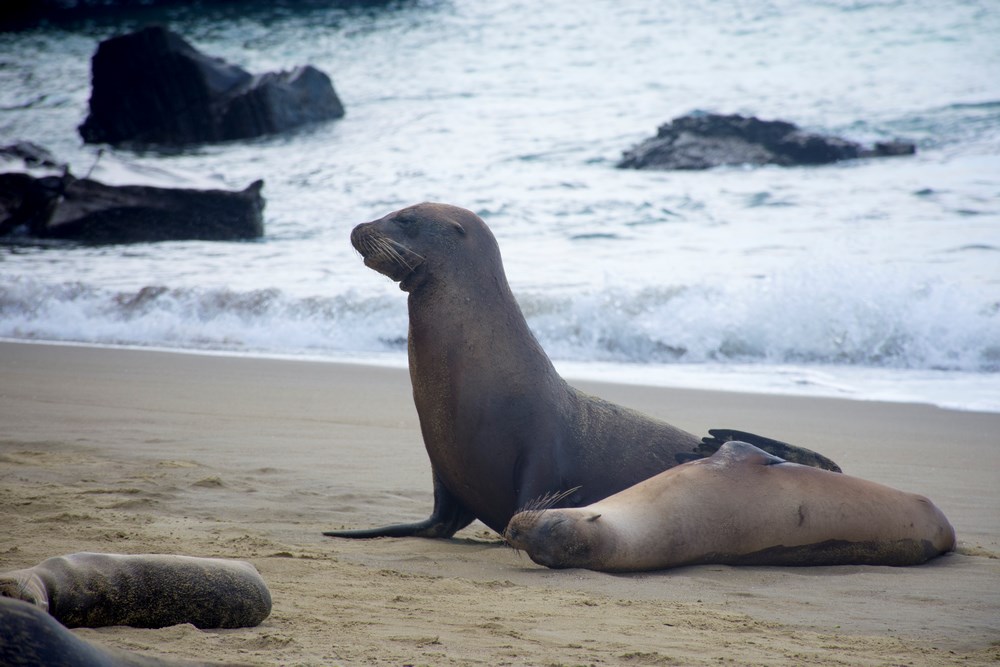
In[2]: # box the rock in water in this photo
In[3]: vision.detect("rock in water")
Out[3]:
[79,26,345,146]
[617,113,915,170]
[0,171,265,244]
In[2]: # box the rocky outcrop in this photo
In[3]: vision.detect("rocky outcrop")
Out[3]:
[2,1,402,31]
[1,144,265,244]
[617,113,916,170]
[79,26,345,147]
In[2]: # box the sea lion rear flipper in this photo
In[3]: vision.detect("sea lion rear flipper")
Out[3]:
[700,429,842,473]
[323,472,476,539]
[712,440,787,466]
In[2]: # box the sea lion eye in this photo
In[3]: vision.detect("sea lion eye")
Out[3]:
[394,213,419,237]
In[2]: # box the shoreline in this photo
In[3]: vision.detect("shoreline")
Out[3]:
[2,340,998,665]
[4,336,997,414]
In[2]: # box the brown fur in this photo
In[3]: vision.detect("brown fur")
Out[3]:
[0,553,271,629]
[504,441,956,572]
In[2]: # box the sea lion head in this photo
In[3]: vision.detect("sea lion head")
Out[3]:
[350,202,500,293]
[0,571,49,612]
[504,507,606,570]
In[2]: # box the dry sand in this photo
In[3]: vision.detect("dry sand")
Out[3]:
[1,340,998,666]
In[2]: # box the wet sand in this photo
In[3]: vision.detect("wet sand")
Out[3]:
[1,341,997,665]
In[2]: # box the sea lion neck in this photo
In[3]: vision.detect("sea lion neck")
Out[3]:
[406,269,554,378]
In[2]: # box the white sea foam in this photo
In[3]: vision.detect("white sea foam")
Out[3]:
[4,272,998,411]
[0,278,407,356]
[526,262,999,372]
[3,261,996,378]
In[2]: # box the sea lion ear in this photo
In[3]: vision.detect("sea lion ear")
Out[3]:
[586,513,602,522]
[448,219,466,235]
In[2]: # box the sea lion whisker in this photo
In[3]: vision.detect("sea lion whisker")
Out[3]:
[360,235,379,258]
[371,235,416,271]
[363,232,425,272]
[351,232,369,254]
[514,486,582,519]
[503,487,581,549]
[381,237,424,270]
[385,237,425,263]
[366,235,398,264]
[357,234,388,267]
[366,234,391,258]
[382,243,414,270]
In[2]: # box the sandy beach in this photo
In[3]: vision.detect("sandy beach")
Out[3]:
[1,340,997,666]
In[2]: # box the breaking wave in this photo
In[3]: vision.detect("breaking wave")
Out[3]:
[2,265,997,373]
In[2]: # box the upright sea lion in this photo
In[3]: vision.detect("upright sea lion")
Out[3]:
[0,553,271,629]
[325,203,840,539]
[504,441,956,572]
[0,597,253,667]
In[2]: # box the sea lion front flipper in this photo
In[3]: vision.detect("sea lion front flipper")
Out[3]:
[323,472,476,539]
[699,429,842,473]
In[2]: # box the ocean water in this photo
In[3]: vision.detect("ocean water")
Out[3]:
[1,0,999,411]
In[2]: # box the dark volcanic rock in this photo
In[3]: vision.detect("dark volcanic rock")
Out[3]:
[78,26,345,146]
[221,66,345,140]
[2,1,405,31]
[0,171,265,244]
[617,113,916,170]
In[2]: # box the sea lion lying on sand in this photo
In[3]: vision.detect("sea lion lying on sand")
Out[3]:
[0,597,255,667]
[0,552,271,629]
[504,441,956,572]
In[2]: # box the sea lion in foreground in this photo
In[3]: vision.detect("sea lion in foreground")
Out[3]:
[325,202,840,540]
[0,598,253,667]
[504,441,956,572]
[0,553,271,629]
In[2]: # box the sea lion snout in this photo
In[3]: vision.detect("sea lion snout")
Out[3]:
[503,516,530,551]
[0,571,48,611]
[506,510,599,569]
[350,219,425,287]
[504,512,558,558]
[349,221,372,253]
